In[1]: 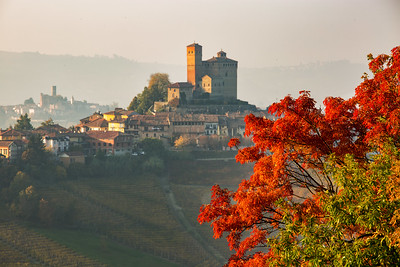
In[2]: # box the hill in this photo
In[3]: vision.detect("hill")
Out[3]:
[0,51,366,109]
[0,151,253,266]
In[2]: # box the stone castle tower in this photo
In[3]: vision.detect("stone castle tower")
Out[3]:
[168,43,238,104]
[187,43,238,101]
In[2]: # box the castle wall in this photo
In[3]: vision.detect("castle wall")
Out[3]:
[202,61,237,100]
[186,43,238,101]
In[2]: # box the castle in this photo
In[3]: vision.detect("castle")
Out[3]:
[168,43,238,104]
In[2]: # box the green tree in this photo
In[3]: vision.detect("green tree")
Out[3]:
[139,138,165,157]
[21,134,49,167]
[11,185,39,220]
[269,144,400,266]
[14,113,33,131]
[127,73,170,114]
[41,118,55,126]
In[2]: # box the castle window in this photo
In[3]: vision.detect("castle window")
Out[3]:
[223,82,225,86]
[225,72,228,77]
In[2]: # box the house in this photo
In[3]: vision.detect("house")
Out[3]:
[59,151,85,167]
[0,140,16,160]
[0,129,30,141]
[103,108,136,122]
[108,118,128,133]
[86,131,135,156]
[75,108,138,133]
[33,124,69,135]
[0,139,27,161]
[167,82,194,104]
[75,118,108,132]
[204,115,219,135]
[127,113,170,140]
[42,135,70,155]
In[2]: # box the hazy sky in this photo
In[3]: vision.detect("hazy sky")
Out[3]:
[1,0,399,68]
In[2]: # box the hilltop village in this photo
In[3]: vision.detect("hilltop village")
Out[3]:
[0,85,111,129]
[0,43,267,163]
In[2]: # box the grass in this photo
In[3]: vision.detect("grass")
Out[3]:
[32,227,179,267]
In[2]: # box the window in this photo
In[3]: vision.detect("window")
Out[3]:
[153,133,156,137]
[103,143,106,146]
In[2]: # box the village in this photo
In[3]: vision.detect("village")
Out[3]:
[0,43,270,166]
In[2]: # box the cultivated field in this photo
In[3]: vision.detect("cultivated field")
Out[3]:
[0,152,253,266]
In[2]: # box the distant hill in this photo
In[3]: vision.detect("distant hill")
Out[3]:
[0,51,367,109]
[239,61,368,109]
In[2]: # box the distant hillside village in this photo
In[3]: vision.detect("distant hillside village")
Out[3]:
[0,85,111,129]
[0,43,269,164]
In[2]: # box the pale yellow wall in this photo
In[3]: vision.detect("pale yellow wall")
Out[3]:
[168,87,180,102]
[103,113,115,121]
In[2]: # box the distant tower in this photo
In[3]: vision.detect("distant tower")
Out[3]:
[187,43,203,89]
[51,86,57,96]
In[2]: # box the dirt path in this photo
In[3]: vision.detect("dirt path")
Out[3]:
[157,173,226,265]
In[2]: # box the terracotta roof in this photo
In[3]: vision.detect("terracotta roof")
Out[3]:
[34,124,68,134]
[12,139,28,146]
[0,129,29,137]
[0,140,14,147]
[168,113,219,123]
[85,118,108,128]
[130,114,169,126]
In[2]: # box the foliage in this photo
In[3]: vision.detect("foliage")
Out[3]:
[10,185,39,220]
[139,138,165,157]
[198,46,400,266]
[174,136,195,149]
[128,73,170,114]
[268,145,400,266]
[21,134,49,167]
[14,113,34,131]
[41,118,55,126]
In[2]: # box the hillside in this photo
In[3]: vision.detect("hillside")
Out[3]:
[0,51,366,109]
[0,151,253,266]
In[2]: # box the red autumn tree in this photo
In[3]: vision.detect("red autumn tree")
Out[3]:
[198,46,400,266]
